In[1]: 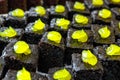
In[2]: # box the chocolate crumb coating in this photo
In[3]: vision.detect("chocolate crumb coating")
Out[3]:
[91,25,115,45]
[66,1,90,21]
[111,20,120,37]
[2,41,39,72]
[21,22,48,44]
[72,14,91,29]
[49,18,70,38]
[3,69,48,80]
[94,45,120,80]
[65,28,93,64]
[26,7,49,24]
[72,53,103,80]
[38,32,65,73]
[4,11,26,28]
[111,7,120,20]
[49,5,68,20]
[0,27,24,56]
[91,10,114,25]
[0,16,5,27]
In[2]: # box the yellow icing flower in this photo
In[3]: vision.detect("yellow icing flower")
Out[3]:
[32,19,45,32]
[56,18,70,30]
[98,9,112,19]
[17,67,31,80]
[92,0,104,6]
[12,8,24,18]
[82,50,98,66]
[14,41,31,55]
[0,26,17,38]
[72,29,88,43]
[106,44,120,55]
[47,31,62,43]
[75,14,88,25]
[55,5,65,13]
[53,69,71,80]
[98,26,111,39]
[35,6,46,16]
[73,1,86,10]
[118,22,120,29]
[111,0,120,3]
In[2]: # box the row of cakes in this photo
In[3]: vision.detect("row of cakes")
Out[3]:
[0,0,120,80]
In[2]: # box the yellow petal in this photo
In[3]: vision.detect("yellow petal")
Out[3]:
[106,44,120,55]
[32,19,45,32]
[111,0,120,3]
[92,0,104,6]
[55,5,65,13]
[82,50,98,66]
[75,14,88,25]
[98,26,111,39]
[17,67,31,80]
[53,69,71,80]
[47,31,62,44]
[35,6,46,16]
[12,8,24,18]
[0,26,17,38]
[73,1,85,10]
[118,22,120,29]
[72,30,88,42]
[98,9,112,19]
[14,41,31,55]
[56,18,70,30]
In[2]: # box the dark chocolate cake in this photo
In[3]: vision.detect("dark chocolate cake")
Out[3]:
[21,19,48,44]
[26,6,49,24]
[3,68,48,80]
[94,45,120,80]
[65,28,93,64]
[0,27,24,56]
[72,53,103,80]
[2,41,39,72]
[4,8,26,28]
[38,31,65,72]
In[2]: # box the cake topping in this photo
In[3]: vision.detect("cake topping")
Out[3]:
[98,9,112,19]
[92,0,104,6]
[98,26,111,39]
[106,44,120,55]
[47,31,62,43]
[35,6,46,16]
[73,1,86,10]
[17,67,31,80]
[0,26,17,38]
[82,50,98,66]
[53,69,71,80]
[14,41,31,55]
[111,0,120,3]
[32,19,45,32]
[118,22,120,29]
[72,30,88,43]
[75,14,88,25]
[56,18,70,30]
[55,5,65,13]
[11,8,25,18]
